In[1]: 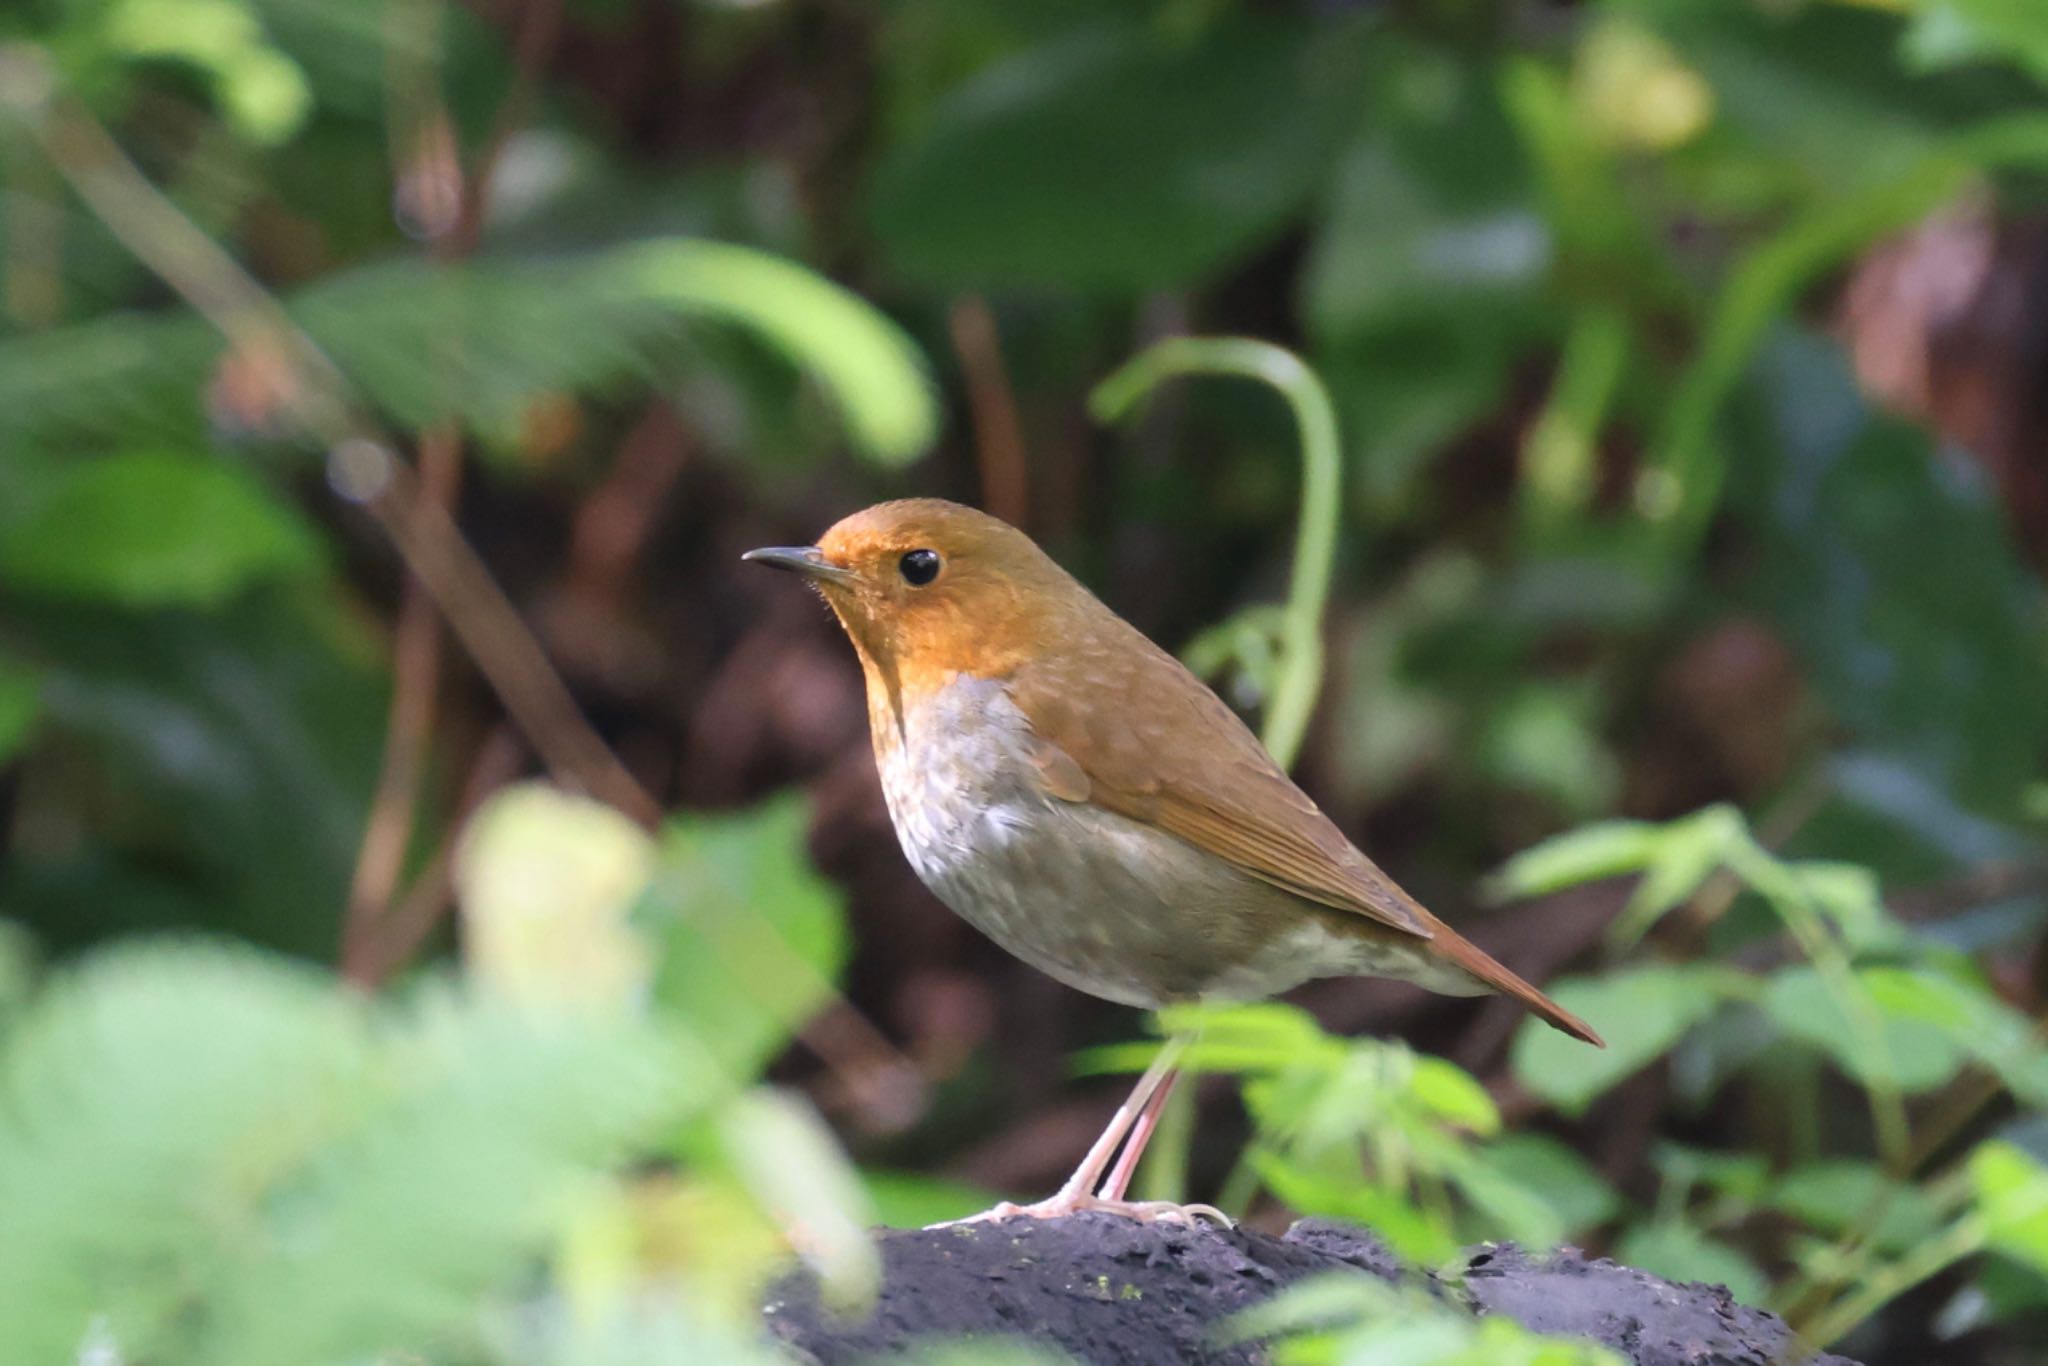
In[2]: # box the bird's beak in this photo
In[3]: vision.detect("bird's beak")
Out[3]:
[741,545,857,586]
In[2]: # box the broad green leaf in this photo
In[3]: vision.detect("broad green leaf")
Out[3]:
[1768,1159,1945,1252]
[1861,965,2048,1108]
[1760,965,1964,1093]
[1906,0,2048,86]
[605,240,937,465]
[0,453,321,607]
[0,942,375,1362]
[638,796,848,1082]
[0,242,935,468]
[1410,1057,1501,1136]
[1511,966,1731,1115]
[454,784,657,1012]
[193,989,687,1366]
[1970,1141,2048,1276]
[1489,819,1666,899]
[104,0,313,143]
[0,656,44,764]
[1652,1142,1770,1205]
[1477,1134,1621,1234]
[1615,1220,1769,1307]
[870,17,1357,292]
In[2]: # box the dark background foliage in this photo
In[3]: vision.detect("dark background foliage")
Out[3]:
[1,1,2046,1362]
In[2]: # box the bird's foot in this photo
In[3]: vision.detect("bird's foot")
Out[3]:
[928,1192,1233,1229]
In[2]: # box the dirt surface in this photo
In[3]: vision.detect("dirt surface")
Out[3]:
[762,1214,1861,1365]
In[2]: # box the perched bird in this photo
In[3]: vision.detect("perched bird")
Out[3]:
[746,499,1600,1223]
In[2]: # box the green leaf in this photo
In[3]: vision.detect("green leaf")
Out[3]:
[0,656,44,764]
[1613,1220,1770,1308]
[191,990,688,1366]
[0,241,936,468]
[1861,965,2048,1108]
[104,0,313,143]
[1477,1134,1621,1235]
[0,453,321,607]
[1768,1159,1945,1252]
[1489,819,1667,899]
[1971,1141,2048,1276]
[454,783,657,1012]
[1410,1057,1500,1136]
[1511,966,1731,1116]
[0,941,375,1362]
[869,17,1357,292]
[1761,965,1965,1093]
[604,240,937,465]
[638,796,848,1083]
[1908,0,2048,86]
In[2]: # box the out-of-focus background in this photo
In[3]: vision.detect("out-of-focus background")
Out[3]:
[1,1,2046,1363]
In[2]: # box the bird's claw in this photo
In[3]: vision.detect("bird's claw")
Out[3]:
[928,1193,1234,1230]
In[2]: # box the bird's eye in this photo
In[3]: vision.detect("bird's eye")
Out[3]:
[898,548,942,586]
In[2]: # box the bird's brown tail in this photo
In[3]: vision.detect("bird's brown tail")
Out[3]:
[1432,922,1604,1047]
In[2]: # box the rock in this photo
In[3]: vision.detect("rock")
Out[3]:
[762,1214,1861,1365]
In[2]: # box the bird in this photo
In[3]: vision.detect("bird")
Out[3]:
[745,499,1601,1224]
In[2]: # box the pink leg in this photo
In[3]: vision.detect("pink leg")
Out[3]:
[928,1036,1227,1227]
[1096,1068,1181,1202]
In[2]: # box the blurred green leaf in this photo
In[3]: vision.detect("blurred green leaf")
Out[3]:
[1861,965,2048,1108]
[606,240,937,465]
[1652,1141,1771,1206]
[0,656,45,765]
[1613,1219,1770,1308]
[0,241,936,466]
[638,796,848,1082]
[455,783,657,1012]
[1222,1269,1627,1365]
[1476,1134,1621,1235]
[1512,966,1733,1115]
[1970,1141,2048,1276]
[1490,819,1669,899]
[870,16,1358,291]
[192,989,688,1366]
[1768,1159,1946,1252]
[1906,0,2048,86]
[0,941,371,1363]
[1760,965,1964,1093]
[0,453,321,607]
[103,0,313,143]
[1410,1057,1500,1137]
[5,590,383,956]
[1730,332,2048,814]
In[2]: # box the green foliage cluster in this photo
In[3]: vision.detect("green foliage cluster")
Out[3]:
[1,0,2046,1361]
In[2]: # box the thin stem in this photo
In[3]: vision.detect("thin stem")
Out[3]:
[1798,1214,1986,1348]
[1091,337,1342,771]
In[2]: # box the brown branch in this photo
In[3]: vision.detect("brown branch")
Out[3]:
[949,296,1029,526]
[348,448,660,826]
[348,725,527,987]
[341,0,568,984]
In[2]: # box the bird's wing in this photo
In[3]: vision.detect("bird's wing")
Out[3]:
[1010,626,1433,941]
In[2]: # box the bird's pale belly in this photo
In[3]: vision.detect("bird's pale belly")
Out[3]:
[874,676,1457,1008]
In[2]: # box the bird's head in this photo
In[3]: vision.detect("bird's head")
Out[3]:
[744,499,1086,697]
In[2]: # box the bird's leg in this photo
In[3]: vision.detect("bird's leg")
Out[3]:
[928,1035,1228,1228]
[1094,1068,1180,1203]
